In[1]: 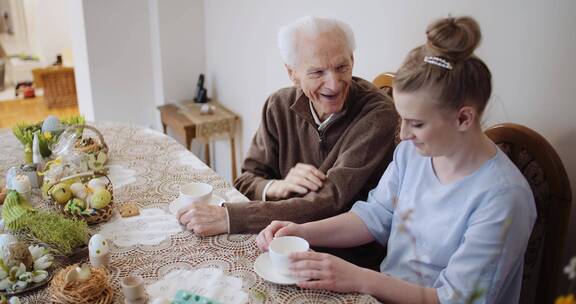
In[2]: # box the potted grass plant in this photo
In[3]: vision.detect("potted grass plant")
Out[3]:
[12,115,85,164]
[1,190,89,256]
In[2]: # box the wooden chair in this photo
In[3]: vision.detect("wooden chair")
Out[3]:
[38,67,78,108]
[373,72,400,143]
[485,123,572,304]
[372,72,395,97]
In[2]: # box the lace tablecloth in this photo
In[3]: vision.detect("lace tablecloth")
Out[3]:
[0,121,376,303]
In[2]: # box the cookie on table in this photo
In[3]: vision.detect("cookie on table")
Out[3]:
[119,202,140,217]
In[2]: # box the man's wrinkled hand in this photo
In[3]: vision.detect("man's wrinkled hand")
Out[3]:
[267,163,326,200]
[176,203,228,236]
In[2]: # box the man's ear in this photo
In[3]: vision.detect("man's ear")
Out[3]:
[285,64,299,86]
[456,106,476,131]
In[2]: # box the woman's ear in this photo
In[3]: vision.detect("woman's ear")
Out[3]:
[285,64,300,86]
[456,106,476,131]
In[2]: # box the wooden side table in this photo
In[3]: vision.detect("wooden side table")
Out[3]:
[157,102,239,181]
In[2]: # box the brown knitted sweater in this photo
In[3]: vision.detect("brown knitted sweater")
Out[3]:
[228,77,398,234]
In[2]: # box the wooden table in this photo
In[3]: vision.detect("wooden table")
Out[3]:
[158,102,239,181]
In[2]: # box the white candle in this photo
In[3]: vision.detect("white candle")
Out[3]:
[12,175,31,194]
[32,133,43,165]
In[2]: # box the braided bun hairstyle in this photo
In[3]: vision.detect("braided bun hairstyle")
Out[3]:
[395,16,492,114]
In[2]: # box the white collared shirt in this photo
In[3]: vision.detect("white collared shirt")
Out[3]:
[309,101,334,131]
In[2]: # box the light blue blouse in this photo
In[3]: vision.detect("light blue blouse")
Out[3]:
[351,141,536,304]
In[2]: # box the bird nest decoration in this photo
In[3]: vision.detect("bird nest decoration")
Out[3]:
[49,264,113,304]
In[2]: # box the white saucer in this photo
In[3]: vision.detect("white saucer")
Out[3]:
[168,194,226,215]
[254,252,299,285]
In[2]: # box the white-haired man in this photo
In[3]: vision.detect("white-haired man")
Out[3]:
[177,17,397,253]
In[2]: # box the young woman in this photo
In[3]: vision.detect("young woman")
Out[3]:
[256,16,536,303]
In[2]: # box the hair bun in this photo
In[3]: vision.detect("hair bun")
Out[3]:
[425,16,481,62]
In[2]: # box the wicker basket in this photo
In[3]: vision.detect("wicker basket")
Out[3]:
[47,172,114,225]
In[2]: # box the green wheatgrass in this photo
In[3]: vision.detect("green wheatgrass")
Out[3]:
[60,115,86,126]
[18,212,90,255]
[12,115,86,147]
[12,121,39,146]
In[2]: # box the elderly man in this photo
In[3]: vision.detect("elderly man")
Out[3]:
[177,17,398,240]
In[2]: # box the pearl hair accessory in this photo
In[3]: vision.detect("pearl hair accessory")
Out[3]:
[424,56,453,70]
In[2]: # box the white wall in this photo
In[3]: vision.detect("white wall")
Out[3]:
[0,0,31,56]
[204,0,576,289]
[0,0,70,61]
[70,0,206,136]
[72,0,158,128]
[68,0,94,120]
[154,0,208,159]
[25,0,72,63]
[157,0,205,103]
[0,0,71,85]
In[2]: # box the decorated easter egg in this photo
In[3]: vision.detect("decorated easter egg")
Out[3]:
[87,178,107,191]
[91,189,111,209]
[88,234,109,257]
[70,182,88,200]
[12,175,31,194]
[41,115,62,133]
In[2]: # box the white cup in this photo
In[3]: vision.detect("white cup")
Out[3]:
[269,236,309,276]
[178,182,213,206]
[121,275,146,301]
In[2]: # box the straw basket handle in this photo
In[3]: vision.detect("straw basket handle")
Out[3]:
[57,171,111,184]
[65,124,109,154]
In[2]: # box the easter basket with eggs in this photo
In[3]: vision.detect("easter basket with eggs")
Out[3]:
[52,124,109,171]
[46,172,114,225]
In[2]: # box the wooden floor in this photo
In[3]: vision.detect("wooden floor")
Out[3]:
[0,97,79,129]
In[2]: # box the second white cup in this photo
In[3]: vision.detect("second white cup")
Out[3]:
[269,236,309,276]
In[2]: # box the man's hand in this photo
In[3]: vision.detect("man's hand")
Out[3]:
[266,163,326,200]
[176,204,228,236]
[289,251,366,293]
[256,220,303,251]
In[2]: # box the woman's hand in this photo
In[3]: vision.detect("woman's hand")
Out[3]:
[255,220,303,251]
[289,251,366,293]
